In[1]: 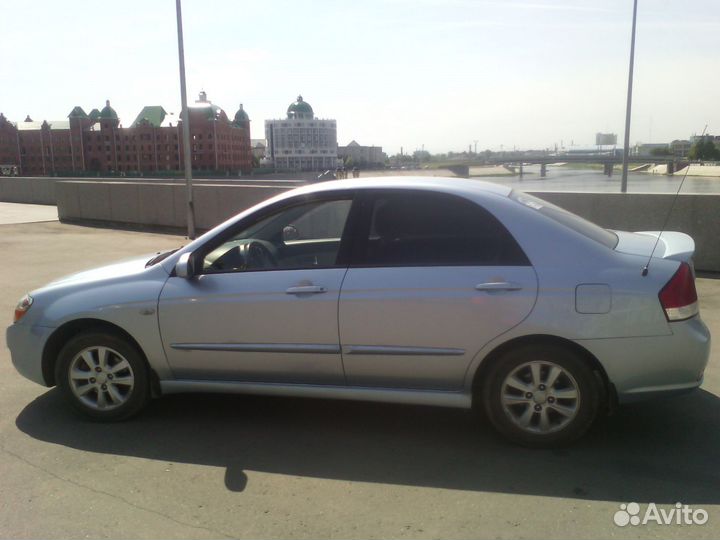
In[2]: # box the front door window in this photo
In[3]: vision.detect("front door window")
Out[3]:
[202,199,353,274]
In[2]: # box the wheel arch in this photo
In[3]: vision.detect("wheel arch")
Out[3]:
[470,334,615,410]
[41,318,153,388]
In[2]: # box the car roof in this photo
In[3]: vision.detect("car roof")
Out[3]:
[290,176,513,198]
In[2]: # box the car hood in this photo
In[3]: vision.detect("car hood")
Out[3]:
[613,230,695,262]
[39,254,166,291]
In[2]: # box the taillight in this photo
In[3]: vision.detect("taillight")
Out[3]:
[659,262,698,321]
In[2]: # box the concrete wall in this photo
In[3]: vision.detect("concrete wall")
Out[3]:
[43,181,720,271]
[0,177,57,205]
[528,191,720,272]
[56,181,292,231]
[0,176,304,207]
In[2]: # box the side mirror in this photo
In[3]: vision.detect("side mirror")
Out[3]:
[175,252,196,278]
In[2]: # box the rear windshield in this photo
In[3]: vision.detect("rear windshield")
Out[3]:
[510,191,619,249]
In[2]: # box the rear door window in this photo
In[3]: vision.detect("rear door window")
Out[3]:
[352,190,530,267]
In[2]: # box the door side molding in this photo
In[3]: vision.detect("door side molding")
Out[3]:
[170,343,341,354]
[343,345,465,356]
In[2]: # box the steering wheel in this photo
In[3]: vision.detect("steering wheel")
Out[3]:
[245,240,278,269]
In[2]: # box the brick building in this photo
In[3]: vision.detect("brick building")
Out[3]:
[0,92,252,176]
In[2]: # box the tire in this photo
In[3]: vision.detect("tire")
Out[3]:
[482,344,601,448]
[55,332,150,421]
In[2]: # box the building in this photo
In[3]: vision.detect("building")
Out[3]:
[250,138,267,160]
[265,95,338,171]
[338,140,386,168]
[689,134,720,145]
[670,139,691,158]
[0,92,252,176]
[631,143,671,156]
[0,114,21,170]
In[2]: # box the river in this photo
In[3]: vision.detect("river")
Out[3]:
[483,165,720,194]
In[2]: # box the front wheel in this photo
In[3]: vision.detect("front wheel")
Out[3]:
[482,344,601,447]
[55,332,150,421]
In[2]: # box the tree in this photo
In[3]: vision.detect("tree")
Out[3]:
[650,146,671,157]
[688,138,720,160]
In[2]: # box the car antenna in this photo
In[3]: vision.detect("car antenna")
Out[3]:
[641,124,707,277]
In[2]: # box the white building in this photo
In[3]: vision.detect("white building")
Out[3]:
[265,96,338,171]
[338,140,386,167]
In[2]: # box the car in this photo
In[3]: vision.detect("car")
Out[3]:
[7,177,711,447]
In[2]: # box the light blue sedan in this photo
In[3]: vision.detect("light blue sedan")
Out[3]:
[7,177,711,446]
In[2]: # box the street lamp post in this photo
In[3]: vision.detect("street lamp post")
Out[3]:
[620,0,639,194]
[175,0,196,239]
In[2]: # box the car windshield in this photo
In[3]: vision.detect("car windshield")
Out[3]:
[510,190,618,249]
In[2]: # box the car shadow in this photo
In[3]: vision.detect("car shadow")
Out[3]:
[16,388,720,503]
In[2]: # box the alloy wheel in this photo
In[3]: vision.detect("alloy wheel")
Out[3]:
[68,346,135,411]
[500,360,580,434]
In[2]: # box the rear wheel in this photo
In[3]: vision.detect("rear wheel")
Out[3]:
[55,332,150,421]
[482,344,601,447]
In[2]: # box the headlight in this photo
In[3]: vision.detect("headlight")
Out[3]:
[14,294,33,323]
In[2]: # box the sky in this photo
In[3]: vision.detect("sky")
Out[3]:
[2,0,719,155]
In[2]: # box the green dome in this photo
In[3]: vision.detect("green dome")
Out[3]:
[99,100,118,120]
[190,91,223,119]
[287,95,313,118]
[234,103,249,124]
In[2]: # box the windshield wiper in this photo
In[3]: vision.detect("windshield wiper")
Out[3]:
[145,248,181,267]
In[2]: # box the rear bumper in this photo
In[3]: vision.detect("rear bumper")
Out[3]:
[6,323,54,386]
[578,316,711,404]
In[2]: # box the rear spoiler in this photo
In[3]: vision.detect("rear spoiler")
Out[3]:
[634,231,695,262]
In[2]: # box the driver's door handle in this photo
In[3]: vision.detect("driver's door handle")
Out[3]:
[285,285,327,294]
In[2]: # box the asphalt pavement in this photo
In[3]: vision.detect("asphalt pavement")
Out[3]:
[1,218,718,539]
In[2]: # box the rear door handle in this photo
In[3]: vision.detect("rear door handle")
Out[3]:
[286,285,327,294]
[475,281,522,292]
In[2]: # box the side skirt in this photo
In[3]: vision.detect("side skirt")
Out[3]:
[160,380,472,409]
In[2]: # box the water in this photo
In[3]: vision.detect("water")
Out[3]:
[481,165,720,194]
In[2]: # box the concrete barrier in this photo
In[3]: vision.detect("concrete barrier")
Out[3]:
[528,191,720,272]
[0,176,304,206]
[48,181,720,271]
[56,180,292,232]
[0,177,57,205]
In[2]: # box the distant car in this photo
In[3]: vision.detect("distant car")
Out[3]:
[7,177,711,447]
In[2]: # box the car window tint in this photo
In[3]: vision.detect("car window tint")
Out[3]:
[510,191,619,249]
[359,191,529,266]
[284,199,351,241]
[203,199,352,273]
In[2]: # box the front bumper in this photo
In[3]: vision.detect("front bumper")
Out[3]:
[6,323,55,386]
[578,316,711,404]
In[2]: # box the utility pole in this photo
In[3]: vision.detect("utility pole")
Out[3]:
[620,0,638,194]
[176,0,196,239]
[473,140,478,155]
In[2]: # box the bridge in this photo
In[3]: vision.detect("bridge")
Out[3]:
[446,154,686,178]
